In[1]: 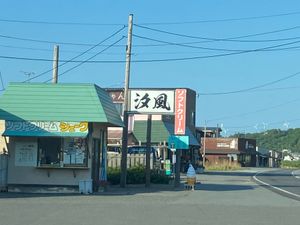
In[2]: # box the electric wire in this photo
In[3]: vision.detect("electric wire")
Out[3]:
[0,18,125,26]
[134,24,300,43]
[206,97,300,123]
[139,11,300,25]
[2,37,300,64]
[43,36,125,83]
[133,34,300,52]
[197,71,300,95]
[1,11,300,26]
[23,26,126,82]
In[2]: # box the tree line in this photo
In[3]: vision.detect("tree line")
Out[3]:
[231,128,300,153]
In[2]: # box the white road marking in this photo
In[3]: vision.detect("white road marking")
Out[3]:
[253,170,300,199]
[291,170,300,179]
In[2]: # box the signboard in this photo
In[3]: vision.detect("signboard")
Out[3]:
[168,135,189,150]
[5,121,88,135]
[15,141,37,166]
[174,89,186,135]
[129,89,174,114]
[165,159,171,175]
[108,91,124,103]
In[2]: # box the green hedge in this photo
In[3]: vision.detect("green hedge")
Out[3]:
[107,166,171,185]
[281,160,300,169]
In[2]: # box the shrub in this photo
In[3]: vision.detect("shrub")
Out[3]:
[107,167,121,185]
[107,166,171,185]
[281,160,300,169]
[205,160,241,171]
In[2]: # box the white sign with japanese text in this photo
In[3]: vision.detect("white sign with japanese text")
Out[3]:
[175,89,187,135]
[129,90,175,114]
[15,141,37,166]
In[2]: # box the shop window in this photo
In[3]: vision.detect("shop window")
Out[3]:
[38,137,88,168]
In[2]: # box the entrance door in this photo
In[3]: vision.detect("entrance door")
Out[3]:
[91,139,100,192]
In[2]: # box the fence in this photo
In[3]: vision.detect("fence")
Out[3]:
[107,154,153,169]
[0,154,8,191]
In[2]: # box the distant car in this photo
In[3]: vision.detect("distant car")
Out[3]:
[127,146,158,159]
[107,146,121,154]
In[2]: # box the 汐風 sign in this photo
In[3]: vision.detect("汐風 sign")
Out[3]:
[129,89,174,114]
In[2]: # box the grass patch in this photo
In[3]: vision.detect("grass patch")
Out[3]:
[205,161,241,171]
[281,160,300,169]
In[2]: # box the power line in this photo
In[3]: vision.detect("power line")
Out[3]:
[2,38,300,64]
[133,34,244,52]
[198,71,300,96]
[0,18,125,26]
[206,97,300,123]
[0,72,5,91]
[133,33,300,52]
[23,26,126,82]
[43,36,126,83]
[134,24,300,43]
[1,11,299,26]
[0,43,129,55]
[139,11,300,25]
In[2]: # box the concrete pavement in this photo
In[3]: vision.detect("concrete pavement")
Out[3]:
[1,168,300,225]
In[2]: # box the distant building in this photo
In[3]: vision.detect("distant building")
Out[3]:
[200,137,257,167]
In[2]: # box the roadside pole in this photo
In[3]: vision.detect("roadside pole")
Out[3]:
[52,45,59,84]
[203,120,207,168]
[174,149,181,187]
[120,14,133,188]
[145,114,152,187]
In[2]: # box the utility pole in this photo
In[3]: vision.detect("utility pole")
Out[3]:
[52,45,59,84]
[145,114,152,187]
[120,14,133,188]
[203,120,207,168]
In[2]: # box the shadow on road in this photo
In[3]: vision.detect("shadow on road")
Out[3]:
[195,183,255,191]
[204,171,256,177]
[0,184,185,198]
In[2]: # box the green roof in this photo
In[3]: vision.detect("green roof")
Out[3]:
[0,83,123,127]
[133,120,199,146]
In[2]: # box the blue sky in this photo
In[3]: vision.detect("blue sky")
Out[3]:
[1,0,300,135]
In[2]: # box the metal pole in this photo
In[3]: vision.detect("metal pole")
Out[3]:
[145,114,152,187]
[120,14,133,188]
[174,149,181,187]
[52,45,59,84]
[203,121,207,168]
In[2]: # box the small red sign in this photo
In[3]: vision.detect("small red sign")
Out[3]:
[174,89,186,135]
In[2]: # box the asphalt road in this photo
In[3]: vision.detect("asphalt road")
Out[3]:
[254,168,300,199]
[1,168,300,225]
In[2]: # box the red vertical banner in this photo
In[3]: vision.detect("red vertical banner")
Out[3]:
[175,89,186,135]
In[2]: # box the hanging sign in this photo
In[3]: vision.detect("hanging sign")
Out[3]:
[174,89,186,135]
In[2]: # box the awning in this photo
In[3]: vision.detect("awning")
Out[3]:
[133,120,199,146]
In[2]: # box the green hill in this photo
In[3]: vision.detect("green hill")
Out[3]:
[231,128,300,153]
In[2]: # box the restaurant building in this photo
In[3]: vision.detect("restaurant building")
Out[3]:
[0,83,123,192]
